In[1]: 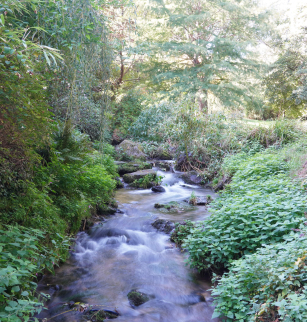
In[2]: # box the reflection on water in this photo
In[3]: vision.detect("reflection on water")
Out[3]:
[37,167,219,322]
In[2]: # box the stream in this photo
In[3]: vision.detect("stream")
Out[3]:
[37,166,219,322]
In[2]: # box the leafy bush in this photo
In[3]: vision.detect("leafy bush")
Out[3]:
[1,129,117,234]
[111,90,145,137]
[130,174,163,188]
[246,120,303,147]
[0,180,67,235]
[212,227,307,322]
[171,220,195,246]
[0,226,70,322]
[129,102,175,142]
[182,152,307,272]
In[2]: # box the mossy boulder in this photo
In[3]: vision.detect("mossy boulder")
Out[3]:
[127,290,150,307]
[179,171,203,185]
[118,162,151,176]
[115,140,146,161]
[123,169,157,184]
[96,199,118,215]
[154,201,196,214]
[152,146,173,160]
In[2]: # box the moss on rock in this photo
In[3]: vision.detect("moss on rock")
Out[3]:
[115,140,146,161]
[127,290,150,307]
[123,169,157,184]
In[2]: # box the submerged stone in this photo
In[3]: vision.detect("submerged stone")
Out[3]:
[154,201,196,214]
[151,185,166,193]
[87,309,119,321]
[152,219,175,234]
[127,290,150,307]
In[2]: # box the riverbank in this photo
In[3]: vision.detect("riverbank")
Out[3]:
[0,136,119,321]
[177,139,307,320]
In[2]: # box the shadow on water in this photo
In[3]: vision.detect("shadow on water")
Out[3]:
[37,166,220,322]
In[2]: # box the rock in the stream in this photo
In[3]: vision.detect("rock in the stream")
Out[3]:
[118,162,152,176]
[115,140,146,161]
[151,161,172,171]
[179,171,203,185]
[151,219,175,234]
[154,201,196,214]
[87,309,119,321]
[127,290,151,308]
[151,185,166,193]
[183,196,212,206]
[97,200,118,215]
[115,177,124,189]
[123,169,157,184]
[154,203,165,209]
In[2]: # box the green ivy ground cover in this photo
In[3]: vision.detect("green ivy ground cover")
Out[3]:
[212,227,307,321]
[0,226,70,322]
[183,152,307,272]
[179,146,307,321]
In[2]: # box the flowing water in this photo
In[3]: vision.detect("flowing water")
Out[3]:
[37,166,219,322]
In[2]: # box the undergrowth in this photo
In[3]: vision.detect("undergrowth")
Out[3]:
[0,226,70,321]
[212,227,307,321]
[130,101,305,178]
[177,140,307,321]
[183,151,307,272]
[0,125,118,321]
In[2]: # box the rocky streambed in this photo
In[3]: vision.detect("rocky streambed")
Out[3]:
[37,164,219,322]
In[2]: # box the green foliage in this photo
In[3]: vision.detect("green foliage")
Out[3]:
[189,191,197,206]
[53,121,92,164]
[1,127,117,235]
[130,174,163,188]
[129,102,175,142]
[182,151,307,272]
[0,0,119,321]
[132,99,304,177]
[141,0,276,109]
[170,220,195,246]
[212,227,307,322]
[0,0,60,182]
[112,90,145,137]
[263,49,306,118]
[38,0,113,141]
[0,226,70,322]
[245,120,302,148]
[140,141,172,159]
